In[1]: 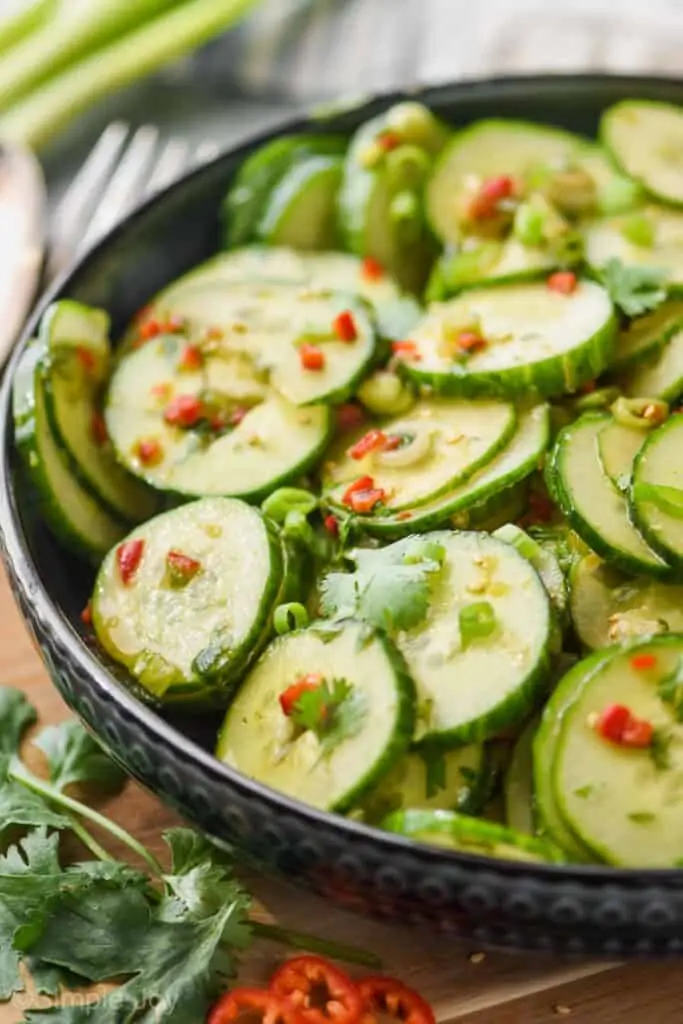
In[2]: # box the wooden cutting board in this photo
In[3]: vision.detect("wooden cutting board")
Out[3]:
[1,567,681,1023]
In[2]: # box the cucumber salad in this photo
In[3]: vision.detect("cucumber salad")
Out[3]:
[17,97,683,869]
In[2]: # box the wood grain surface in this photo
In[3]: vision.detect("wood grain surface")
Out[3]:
[0,567,679,1023]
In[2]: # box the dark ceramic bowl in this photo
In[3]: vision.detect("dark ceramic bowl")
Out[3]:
[4,75,683,958]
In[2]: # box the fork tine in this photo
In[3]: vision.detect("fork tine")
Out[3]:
[79,124,160,255]
[143,137,190,199]
[48,121,129,279]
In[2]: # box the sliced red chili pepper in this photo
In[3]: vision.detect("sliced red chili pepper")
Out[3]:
[166,549,201,586]
[358,976,435,1024]
[164,394,204,428]
[324,514,339,537]
[467,175,517,220]
[270,955,362,1024]
[391,340,421,361]
[397,510,413,521]
[547,270,578,295]
[341,476,375,507]
[594,704,653,748]
[382,434,403,452]
[209,987,302,1024]
[361,257,385,281]
[333,311,358,343]
[150,382,173,402]
[139,318,162,341]
[336,403,365,434]
[178,344,203,371]
[348,429,388,460]
[456,331,487,355]
[116,539,145,586]
[135,438,163,466]
[280,675,323,717]
[80,602,92,626]
[91,412,108,446]
[76,346,97,374]
[300,344,325,371]
[377,131,401,152]
[348,488,385,514]
[631,653,658,671]
[230,406,248,427]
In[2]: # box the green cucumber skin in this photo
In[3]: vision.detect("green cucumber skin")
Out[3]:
[215,623,418,813]
[610,309,683,375]
[13,348,126,565]
[550,413,672,579]
[399,313,618,401]
[504,718,538,836]
[427,263,555,303]
[600,100,683,207]
[630,416,683,573]
[223,134,347,248]
[256,155,343,250]
[533,648,613,861]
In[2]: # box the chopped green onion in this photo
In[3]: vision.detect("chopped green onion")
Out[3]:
[575,385,621,412]
[439,241,502,291]
[493,523,542,562]
[283,509,317,548]
[611,396,669,430]
[513,201,546,247]
[403,540,446,566]
[459,601,497,647]
[597,175,643,216]
[620,213,656,249]
[389,190,422,241]
[357,371,415,416]
[385,144,431,189]
[274,603,309,635]
[385,101,447,153]
[262,487,318,524]
[634,482,683,520]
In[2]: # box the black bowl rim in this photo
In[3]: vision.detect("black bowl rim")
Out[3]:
[4,71,683,885]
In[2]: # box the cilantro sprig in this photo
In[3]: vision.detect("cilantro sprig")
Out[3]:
[0,686,380,1021]
[597,258,667,318]
[290,678,365,755]
[320,535,446,633]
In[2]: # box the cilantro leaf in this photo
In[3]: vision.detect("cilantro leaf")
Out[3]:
[598,258,667,317]
[320,535,446,633]
[0,687,37,755]
[0,765,70,839]
[291,678,366,755]
[33,722,125,793]
[658,658,683,722]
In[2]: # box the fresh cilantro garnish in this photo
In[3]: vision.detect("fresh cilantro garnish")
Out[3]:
[597,258,667,317]
[657,658,683,722]
[291,678,365,755]
[0,685,380,1019]
[420,748,447,800]
[320,535,446,633]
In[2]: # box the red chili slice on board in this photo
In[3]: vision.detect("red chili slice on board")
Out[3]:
[270,955,363,1024]
[357,976,436,1024]
[209,988,305,1024]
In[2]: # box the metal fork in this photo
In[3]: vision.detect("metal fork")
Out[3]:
[47,122,220,281]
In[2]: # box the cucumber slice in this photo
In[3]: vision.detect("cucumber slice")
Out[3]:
[216,620,415,812]
[631,415,683,570]
[337,111,439,293]
[426,237,557,300]
[39,301,158,524]
[550,413,668,576]
[223,134,346,248]
[569,553,683,650]
[132,283,377,408]
[106,335,331,502]
[256,154,343,250]
[399,280,616,399]
[601,100,683,207]
[323,397,516,514]
[360,744,492,822]
[362,404,549,539]
[584,205,683,290]
[134,247,419,343]
[533,649,611,861]
[620,326,683,402]
[382,808,562,863]
[504,718,537,835]
[596,420,645,490]
[398,531,552,745]
[579,144,643,217]
[13,343,126,564]
[426,119,585,246]
[492,523,568,622]
[610,301,683,373]
[92,497,283,705]
[553,635,683,867]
